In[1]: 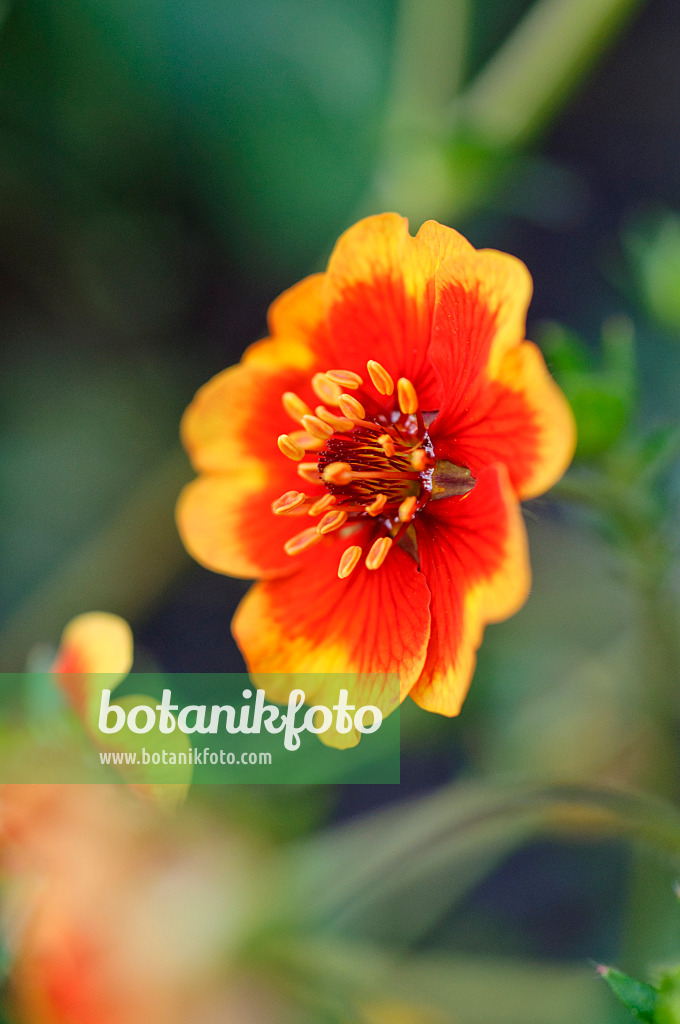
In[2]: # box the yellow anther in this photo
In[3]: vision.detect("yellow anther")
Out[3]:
[322,462,353,486]
[365,535,393,571]
[300,414,334,440]
[297,463,322,484]
[277,434,305,461]
[284,527,323,557]
[397,377,418,415]
[281,391,312,423]
[315,406,355,432]
[378,433,395,458]
[411,448,427,471]
[289,430,324,452]
[338,544,362,579]
[317,509,349,535]
[366,359,394,396]
[308,493,336,516]
[338,393,366,420]
[272,490,306,515]
[326,369,363,390]
[398,495,418,522]
[366,493,387,517]
[311,373,342,404]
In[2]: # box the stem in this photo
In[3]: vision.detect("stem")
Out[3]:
[354,0,470,222]
[456,0,647,148]
[387,0,469,127]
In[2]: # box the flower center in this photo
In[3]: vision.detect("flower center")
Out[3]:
[272,359,437,579]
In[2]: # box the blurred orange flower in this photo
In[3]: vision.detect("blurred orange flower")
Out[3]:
[177,214,575,716]
[50,612,191,804]
[0,785,270,1024]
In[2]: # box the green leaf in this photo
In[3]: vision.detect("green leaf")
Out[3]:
[538,319,636,460]
[597,965,658,1022]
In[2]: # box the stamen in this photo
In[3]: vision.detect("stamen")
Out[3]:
[398,495,418,522]
[284,527,323,557]
[397,377,418,415]
[366,493,387,517]
[326,369,363,390]
[365,536,393,571]
[322,462,353,486]
[300,414,334,440]
[338,393,366,420]
[312,373,342,404]
[338,545,362,580]
[347,469,420,482]
[297,463,322,484]
[378,433,396,458]
[317,509,348,535]
[289,430,324,452]
[277,434,305,461]
[366,359,394,396]
[282,391,312,423]
[308,493,336,516]
[272,490,306,515]
[315,406,355,432]
[411,448,427,471]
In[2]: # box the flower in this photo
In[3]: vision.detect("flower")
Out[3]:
[0,785,274,1024]
[177,214,575,719]
[50,612,191,804]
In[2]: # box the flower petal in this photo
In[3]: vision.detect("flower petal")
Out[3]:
[179,361,326,578]
[52,612,133,678]
[244,274,326,371]
[323,215,474,406]
[177,471,319,579]
[265,273,326,347]
[182,362,310,475]
[430,246,533,393]
[410,465,530,716]
[232,527,431,715]
[427,246,574,497]
[52,612,133,721]
[431,340,577,499]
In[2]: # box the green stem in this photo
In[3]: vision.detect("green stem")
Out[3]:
[353,0,470,223]
[387,0,469,127]
[456,0,647,148]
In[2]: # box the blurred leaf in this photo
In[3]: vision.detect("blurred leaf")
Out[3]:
[599,965,658,1022]
[266,935,624,1024]
[539,317,636,460]
[289,782,680,949]
[656,967,680,1024]
[623,211,680,333]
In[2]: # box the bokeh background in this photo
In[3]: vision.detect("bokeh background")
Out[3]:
[2,0,680,1022]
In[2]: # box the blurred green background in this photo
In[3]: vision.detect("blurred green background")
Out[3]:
[2,0,680,1021]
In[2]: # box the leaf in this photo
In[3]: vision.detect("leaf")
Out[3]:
[287,782,680,947]
[598,965,658,1022]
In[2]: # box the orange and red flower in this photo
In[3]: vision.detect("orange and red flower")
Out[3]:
[177,214,575,718]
